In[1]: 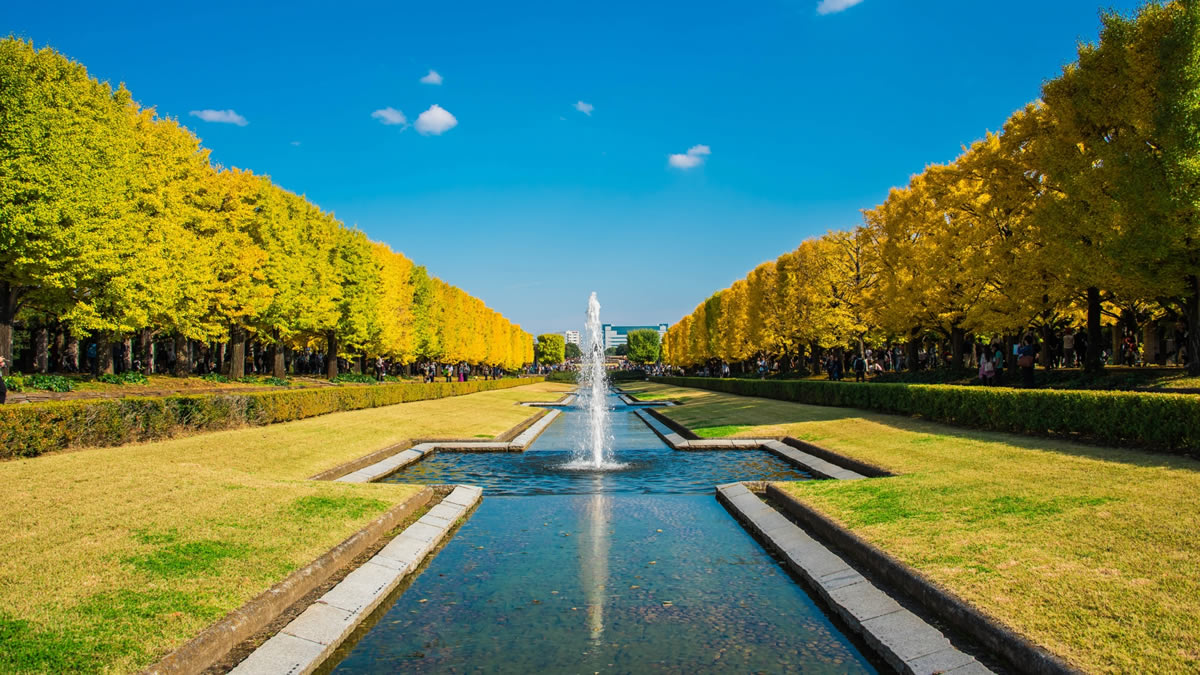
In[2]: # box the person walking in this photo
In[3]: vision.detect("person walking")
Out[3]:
[979,347,995,385]
[852,353,866,382]
[1017,334,1038,388]
[375,356,385,382]
[0,356,7,404]
[992,345,1005,385]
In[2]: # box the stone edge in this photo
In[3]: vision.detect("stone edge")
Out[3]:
[334,408,563,484]
[142,486,436,675]
[764,484,1081,675]
[631,409,866,480]
[226,484,484,675]
[717,482,991,675]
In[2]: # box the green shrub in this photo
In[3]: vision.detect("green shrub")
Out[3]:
[331,372,376,384]
[199,373,229,384]
[0,378,544,459]
[652,376,1200,454]
[545,371,578,384]
[99,372,149,385]
[3,374,26,392]
[26,374,73,392]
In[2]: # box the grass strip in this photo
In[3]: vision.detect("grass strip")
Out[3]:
[0,382,570,673]
[625,381,1200,674]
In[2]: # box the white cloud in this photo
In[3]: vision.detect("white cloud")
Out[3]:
[816,0,864,15]
[575,100,594,116]
[189,109,248,126]
[290,140,301,146]
[668,144,711,169]
[371,106,408,126]
[415,104,457,135]
[420,69,443,85]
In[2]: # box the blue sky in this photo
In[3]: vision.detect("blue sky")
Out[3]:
[6,0,1144,336]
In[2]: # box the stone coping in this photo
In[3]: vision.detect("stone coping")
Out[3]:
[143,488,437,675]
[766,484,1079,675]
[717,483,991,675]
[228,485,483,675]
[631,408,866,480]
[335,409,563,484]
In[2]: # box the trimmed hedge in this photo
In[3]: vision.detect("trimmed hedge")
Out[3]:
[0,377,543,459]
[652,377,1200,454]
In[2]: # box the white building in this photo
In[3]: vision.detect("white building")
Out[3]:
[602,324,668,351]
[563,330,581,346]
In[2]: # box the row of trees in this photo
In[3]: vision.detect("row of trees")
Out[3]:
[665,1,1200,376]
[0,38,533,378]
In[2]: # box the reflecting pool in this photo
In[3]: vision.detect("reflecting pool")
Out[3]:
[329,395,877,674]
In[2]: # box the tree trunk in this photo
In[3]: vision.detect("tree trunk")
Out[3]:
[1112,323,1123,366]
[950,325,965,369]
[173,335,190,377]
[1004,334,1016,372]
[1040,324,1054,368]
[271,330,286,378]
[1143,322,1159,366]
[1188,275,1200,376]
[228,326,246,379]
[64,335,79,372]
[51,328,64,373]
[907,336,920,372]
[34,326,49,374]
[216,342,227,376]
[0,281,15,376]
[1085,286,1104,373]
[98,333,114,375]
[326,330,339,379]
[140,328,155,376]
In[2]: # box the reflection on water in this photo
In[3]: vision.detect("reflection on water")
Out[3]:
[331,396,875,674]
[330,496,876,674]
[582,485,610,644]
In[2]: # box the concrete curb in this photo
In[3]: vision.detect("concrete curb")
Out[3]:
[143,488,436,675]
[765,485,1081,675]
[228,485,484,675]
[717,483,991,675]
[631,409,866,480]
[335,409,563,484]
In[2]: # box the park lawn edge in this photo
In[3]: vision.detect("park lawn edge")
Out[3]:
[623,380,1200,674]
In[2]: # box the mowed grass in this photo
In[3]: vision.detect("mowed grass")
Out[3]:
[0,381,570,674]
[624,381,1200,673]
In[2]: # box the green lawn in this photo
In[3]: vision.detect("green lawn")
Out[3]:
[624,381,1200,674]
[0,381,570,674]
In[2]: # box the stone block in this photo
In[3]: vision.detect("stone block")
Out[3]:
[826,581,902,628]
[377,533,430,568]
[319,561,401,616]
[943,660,995,675]
[282,602,358,646]
[426,502,465,523]
[906,647,983,675]
[861,609,954,666]
[229,631,326,675]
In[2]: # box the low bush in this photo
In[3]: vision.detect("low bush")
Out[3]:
[545,371,577,384]
[331,372,376,384]
[6,374,74,393]
[199,373,229,384]
[609,369,647,383]
[652,376,1200,454]
[0,377,544,459]
[99,372,149,386]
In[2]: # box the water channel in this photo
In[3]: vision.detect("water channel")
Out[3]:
[327,394,878,673]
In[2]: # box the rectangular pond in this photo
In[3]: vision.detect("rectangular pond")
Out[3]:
[326,395,878,673]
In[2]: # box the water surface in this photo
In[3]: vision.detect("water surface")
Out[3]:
[332,395,876,673]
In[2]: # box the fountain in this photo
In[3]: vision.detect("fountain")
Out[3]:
[569,292,620,469]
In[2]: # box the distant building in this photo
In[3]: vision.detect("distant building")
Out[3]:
[602,324,668,351]
[563,330,581,346]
